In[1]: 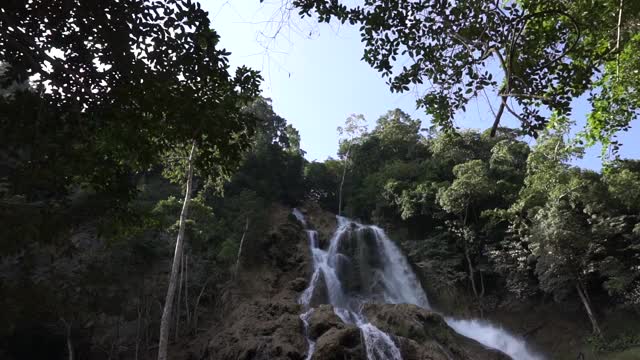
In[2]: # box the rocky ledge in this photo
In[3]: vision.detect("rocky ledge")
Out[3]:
[194,205,510,360]
[306,303,509,360]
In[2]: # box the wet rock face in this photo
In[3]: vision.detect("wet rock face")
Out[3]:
[203,206,311,360]
[201,205,511,360]
[307,304,344,340]
[363,303,464,360]
[335,227,385,297]
[306,303,510,360]
[308,270,329,307]
[300,202,337,247]
[289,277,308,292]
[206,300,307,360]
[363,303,511,360]
[364,304,451,343]
[312,325,366,360]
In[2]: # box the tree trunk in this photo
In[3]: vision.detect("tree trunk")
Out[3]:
[157,142,196,360]
[135,300,142,360]
[175,251,183,342]
[465,247,479,298]
[112,316,121,360]
[466,247,485,317]
[193,276,211,334]
[576,283,602,336]
[234,217,250,277]
[64,320,74,360]
[184,254,190,327]
[338,148,350,216]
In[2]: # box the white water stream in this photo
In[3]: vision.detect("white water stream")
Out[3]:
[292,209,543,360]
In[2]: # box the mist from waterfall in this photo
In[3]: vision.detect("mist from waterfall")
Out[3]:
[293,209,543,360]
[445,318,543,360]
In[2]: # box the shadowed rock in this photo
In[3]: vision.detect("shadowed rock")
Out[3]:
[307,304,345,340]
[363,303,511,360]
[312,325,365,360]
[308,270,329,307]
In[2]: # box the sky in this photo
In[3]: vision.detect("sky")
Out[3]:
[202,0,640,170]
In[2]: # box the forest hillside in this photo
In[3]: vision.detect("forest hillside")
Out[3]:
[1,1,639,360]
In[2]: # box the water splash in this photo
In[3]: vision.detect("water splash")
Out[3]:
[292,208,307,227]
[300,308,315,360]
[360,322,403,360]
[445,318,544,360]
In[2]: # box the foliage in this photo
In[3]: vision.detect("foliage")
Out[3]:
[224,97,307,206]
[309,106,640,332]
[437,159,493,216]
[584,32,640,154]
[0,0,262,202]
[304,160,339,210]
[0,1,265,357]
[294,0,640,150]
[587,331,640,353]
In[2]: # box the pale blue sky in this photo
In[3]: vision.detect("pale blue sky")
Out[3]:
[203,0,639,170]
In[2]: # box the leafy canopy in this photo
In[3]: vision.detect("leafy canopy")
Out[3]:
[0,0,262,200]
[294,0,640,150]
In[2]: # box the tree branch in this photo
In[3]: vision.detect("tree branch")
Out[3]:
[616,0,624,79]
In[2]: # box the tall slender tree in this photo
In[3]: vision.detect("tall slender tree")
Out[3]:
[337,114,367,215]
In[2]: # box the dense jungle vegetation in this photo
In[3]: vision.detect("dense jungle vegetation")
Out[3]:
[1,0,639,359]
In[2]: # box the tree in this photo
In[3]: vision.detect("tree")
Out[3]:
[305,161,339,210]
[604,163,640,213]
[371,109,422,160]
[337,114,368,215]
[504,126,620,336]
[0,0,262,201]
[157,143,195,360]
[293,0,640,150]
[531,198,603,336]
[1,2,262,360]
[584,30,640,154]
[226,97,307,206]
[437,160,494,302]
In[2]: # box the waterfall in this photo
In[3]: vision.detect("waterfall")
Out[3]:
[293,209,543,360]
[296,213,402,360]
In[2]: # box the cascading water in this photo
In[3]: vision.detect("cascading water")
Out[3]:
[293,209,543,360]
[294,212,404,360]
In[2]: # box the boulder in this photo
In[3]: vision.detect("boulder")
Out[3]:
[363,303,511,360]
[308,271,329,307]
[307,305,344,340]
[289,277,308,292]
[312,325,365,360]
[300,202,337,245]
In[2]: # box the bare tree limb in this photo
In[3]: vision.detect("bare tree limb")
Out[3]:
[616,0,624,79]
